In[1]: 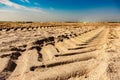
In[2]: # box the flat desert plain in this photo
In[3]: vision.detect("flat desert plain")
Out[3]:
[0,22,120,80]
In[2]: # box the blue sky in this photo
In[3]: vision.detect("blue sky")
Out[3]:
[0,0,120,22]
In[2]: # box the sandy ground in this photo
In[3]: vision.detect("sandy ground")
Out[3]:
[0,22,120,80]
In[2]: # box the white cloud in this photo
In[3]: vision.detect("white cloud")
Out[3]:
[0,0,23,9]
[20,0,30,3]
[0,9,50,21]
[0,0,45,13]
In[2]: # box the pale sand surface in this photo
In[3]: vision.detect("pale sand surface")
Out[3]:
[0,22,120,80]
